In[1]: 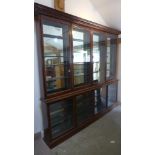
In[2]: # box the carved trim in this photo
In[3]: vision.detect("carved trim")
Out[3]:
[34,3,121,35]
[43,80,118,103]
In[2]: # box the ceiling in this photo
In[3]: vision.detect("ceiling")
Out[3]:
[90,0,121,31]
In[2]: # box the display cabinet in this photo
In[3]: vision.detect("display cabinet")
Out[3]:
[35,3,120,148]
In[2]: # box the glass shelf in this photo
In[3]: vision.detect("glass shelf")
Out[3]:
[49,99,73,138]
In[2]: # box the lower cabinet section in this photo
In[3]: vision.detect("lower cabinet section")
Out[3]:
[45,82,118,148]
[94,87,107,114]
[76,92,94,124]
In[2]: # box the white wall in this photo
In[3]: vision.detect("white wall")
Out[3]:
[34,0,54,8]
[34,0,120,134]
[90,0,121,30]
[34,23,43,134]
[65,0,107,26]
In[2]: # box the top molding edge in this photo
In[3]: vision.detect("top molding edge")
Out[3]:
[34,3,121,35]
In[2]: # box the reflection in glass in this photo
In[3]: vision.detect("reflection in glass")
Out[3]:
[72,30,84,40]
[43,25,63,36]
[94,87,106,114]
[106,35,117,79]
[50,99,73,138]
[93,34,99,42]
[76,93,94,124]
[43,37,63,56]
[93,33,106,82]
[93,72,99,81]
[43,22,70,94]
[73,29,91,86]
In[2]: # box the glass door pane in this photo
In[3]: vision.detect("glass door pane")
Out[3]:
[42,20,71,94]
[49,99,74,138]
[76,92,94,124]
[107,83,117,107]
[93,33,106,83]
[94,87,106,114]
[106,35,117,80]
[72,28,91,86]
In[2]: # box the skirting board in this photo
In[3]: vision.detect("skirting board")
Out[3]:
[34,132,41,140]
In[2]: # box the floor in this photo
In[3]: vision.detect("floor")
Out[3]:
[34,105,121,155]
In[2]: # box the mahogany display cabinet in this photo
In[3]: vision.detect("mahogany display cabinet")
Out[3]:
[34,3,121,148]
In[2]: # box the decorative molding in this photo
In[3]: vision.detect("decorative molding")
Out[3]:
[34,3,121,35]
[42,80,118,103]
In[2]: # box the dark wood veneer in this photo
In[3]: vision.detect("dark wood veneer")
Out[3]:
[35,2,120,149]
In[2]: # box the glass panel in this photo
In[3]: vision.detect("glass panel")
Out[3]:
[50,99,73,138]
[45,63,70,93]
[93,34,99,42]
[43,37,64,56]
[94,87,106,114]
[76,92,94,124]
[107,63,110,70]
[73,41,90,62]
[43,25,63,36]
[107,83,117,107]
[93,33,106,82]
[73,29,91,86]
[72,30,84,40]
[93,72,99,81]
[106,35,117,79]
[94,62,99,71]
[42,20,70,94]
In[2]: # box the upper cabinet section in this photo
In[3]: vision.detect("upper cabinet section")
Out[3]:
[35,3,120,98]
[34,3,120,35]
[41,17,71,94]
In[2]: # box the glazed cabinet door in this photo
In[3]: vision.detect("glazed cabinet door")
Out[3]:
[94,87,107,114]
[106,34,117,80]
[72,27,91,86]
[41,17,71,95]
[49,99,74,139]
[76,92,94,124]
[92,33,106,83]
